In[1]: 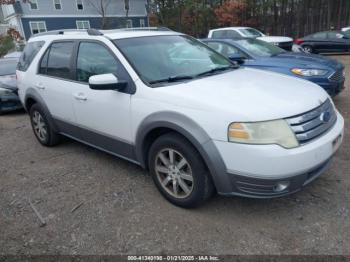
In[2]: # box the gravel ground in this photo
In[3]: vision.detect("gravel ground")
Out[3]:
[0,55,349,256]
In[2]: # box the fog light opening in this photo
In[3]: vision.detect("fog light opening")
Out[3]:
[273,181,290,192]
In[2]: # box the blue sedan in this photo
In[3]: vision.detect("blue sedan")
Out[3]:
[201,38,345,96]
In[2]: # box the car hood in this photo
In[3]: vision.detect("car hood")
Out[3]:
[257,52,344,70]
[257,36,293,43]
[155,68,329,122]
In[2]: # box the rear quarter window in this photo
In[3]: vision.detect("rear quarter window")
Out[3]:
[17,41,45,72]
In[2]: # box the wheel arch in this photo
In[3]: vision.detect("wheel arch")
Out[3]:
[135,111,232,193]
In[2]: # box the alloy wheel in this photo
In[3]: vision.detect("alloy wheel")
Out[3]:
[154,148,194,199]
[32,111,48,142]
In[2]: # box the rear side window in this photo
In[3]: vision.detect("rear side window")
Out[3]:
[311,32,327,39]
[39,41,75,79]
[225,30,241,38]
[17,41,45,71]
[212,30,226,39]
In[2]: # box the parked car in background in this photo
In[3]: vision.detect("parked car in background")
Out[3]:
[201,38,345,96]
[4,51,22,59]
[208,27,294,51]
[295,31,350,53]
[341,26,350,35]
[0,57,22,114]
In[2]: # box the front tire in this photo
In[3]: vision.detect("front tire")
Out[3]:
[148,133,214,208]
[29,104,60,146]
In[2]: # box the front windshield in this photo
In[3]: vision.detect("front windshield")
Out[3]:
[238,28,264,38]
[236,39,285,57]
[114,35,233,85]
[0,60,17,76]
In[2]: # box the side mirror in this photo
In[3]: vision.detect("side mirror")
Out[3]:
[228,53,246,64]
[89,73,127,91]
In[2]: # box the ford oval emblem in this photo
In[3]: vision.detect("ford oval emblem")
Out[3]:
[320,111,331,123]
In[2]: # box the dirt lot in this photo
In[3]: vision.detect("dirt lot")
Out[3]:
[1,56,350,256]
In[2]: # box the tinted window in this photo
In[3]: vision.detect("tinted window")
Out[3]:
[76,42,118,82]
[0,59,18,76]
[39,49,49,75]
[212,31,226,38]
[225,30,241,38]
[328,32,346,39]
[311,32,327,39]
[207,42,244,57]
[45,42,74,79]
[17,41,45,71]
[238,28,263,37]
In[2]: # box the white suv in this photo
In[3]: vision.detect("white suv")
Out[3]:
[208,27,294,50]
[17,29,344,207]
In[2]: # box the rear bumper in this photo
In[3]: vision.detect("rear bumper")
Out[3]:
[0,93,22,113]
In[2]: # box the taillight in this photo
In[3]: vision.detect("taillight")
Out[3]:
[294,38,304,45]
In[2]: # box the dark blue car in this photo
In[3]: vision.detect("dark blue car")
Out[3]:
[201,38,345,96]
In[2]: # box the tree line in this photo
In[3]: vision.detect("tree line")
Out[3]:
[148,0,350,38]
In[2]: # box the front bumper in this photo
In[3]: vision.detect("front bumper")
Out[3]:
[212,112,344,198]
[0,93,22,113]
[317,80,345,97]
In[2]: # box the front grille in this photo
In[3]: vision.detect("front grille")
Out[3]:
[286,99,337,144]
[329,69,345,82]
[278,41,293,51]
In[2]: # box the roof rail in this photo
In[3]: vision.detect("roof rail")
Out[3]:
[29,28,104,38]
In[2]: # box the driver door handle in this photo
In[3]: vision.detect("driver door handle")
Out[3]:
[73,93,88,101]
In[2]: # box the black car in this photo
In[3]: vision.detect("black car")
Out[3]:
[0,57,22,114]
[295,31,350,54]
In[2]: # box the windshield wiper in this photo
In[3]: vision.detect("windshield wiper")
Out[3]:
[149,75,194,85]
[196,65,236,77]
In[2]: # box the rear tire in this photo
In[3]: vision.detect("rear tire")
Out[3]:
[148,132,214,208]
[29,104,60,146]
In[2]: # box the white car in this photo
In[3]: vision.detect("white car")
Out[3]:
[17,29,344,207]
[208,27,294,50]
[342,26,350,35]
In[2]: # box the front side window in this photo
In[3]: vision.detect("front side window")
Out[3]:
[17,41,45,71]
[29,0,38,10]
[76,0,84,10]
[76,20,90,29]
[238,28,264,38]
[328,32,346,39]
[114,35,233,86]
[30,21,47,35]
[40,42,75,79]
[54,0,62,10]
[235,39,284,57]
[76,42,119,82]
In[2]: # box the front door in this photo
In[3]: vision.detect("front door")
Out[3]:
[72,41,134,160]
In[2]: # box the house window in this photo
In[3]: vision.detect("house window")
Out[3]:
[29,21,47,35]
[53,0,62,10]
[139,19,145,27]
[126,19,133,28]
[76,20,90,29]
[76,0,84,10]
[29,0,38,10]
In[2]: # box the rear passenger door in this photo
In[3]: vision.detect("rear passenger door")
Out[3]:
[71,41,135,159]
[36,41,79,136]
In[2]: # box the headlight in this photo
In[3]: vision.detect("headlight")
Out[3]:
[291,68,328,76]
[0,87,13,96]
[228,120,299,149]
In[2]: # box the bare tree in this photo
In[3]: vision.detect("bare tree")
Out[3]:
[86,0,112,29]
